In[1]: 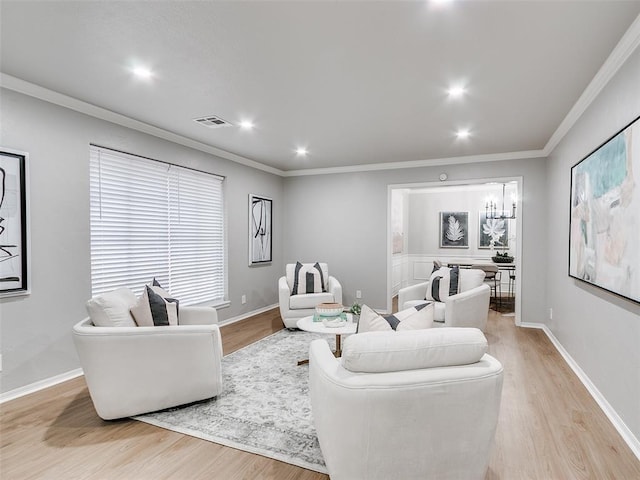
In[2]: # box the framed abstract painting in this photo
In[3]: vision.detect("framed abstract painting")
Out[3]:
[249,194,272,265]
[0,149,30,297]
[569,115,640,304]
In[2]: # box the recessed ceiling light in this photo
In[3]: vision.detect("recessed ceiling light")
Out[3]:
[239,120,254,130]
[132,66,153,80]
[456,129,471,139]
[296,147,308,156]
[447,85,466,98]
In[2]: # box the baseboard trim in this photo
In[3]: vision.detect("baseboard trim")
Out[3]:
[518,321,546,329]
[0,368,84,404]
[519,322,640,460]
[219,303,279,327]
[0,305,280,404]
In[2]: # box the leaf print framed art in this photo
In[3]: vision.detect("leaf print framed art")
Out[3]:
[439,211,469,249]
[479,212,509,249]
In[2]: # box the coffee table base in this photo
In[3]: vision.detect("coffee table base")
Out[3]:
[297,333,344,365]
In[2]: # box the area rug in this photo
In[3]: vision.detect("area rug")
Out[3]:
[134,329,334,474]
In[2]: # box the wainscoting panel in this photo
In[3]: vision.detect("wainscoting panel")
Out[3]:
[392,254,410,295]
[413,261,435,281]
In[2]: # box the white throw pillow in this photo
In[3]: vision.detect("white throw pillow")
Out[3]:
[458,268,486,292]
[149,277,172,298]
[85,287,138,327]
[357,303,434,333]
[291,262,327,295]
[287,262,329,292]
[130,285,179,327]
[342,327,488,373]
[425,266,461,303]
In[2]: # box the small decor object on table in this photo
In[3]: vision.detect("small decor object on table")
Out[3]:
[322,317,347,328]
[314,303,344,322]
[350,302,361,323]
[316,302,343,316]
[492,252,514,263]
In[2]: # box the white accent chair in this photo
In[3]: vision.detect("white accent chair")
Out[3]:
[73,289,223,420]
[278,263,342,329]
[397,268,490,331]
[309,328,504,480]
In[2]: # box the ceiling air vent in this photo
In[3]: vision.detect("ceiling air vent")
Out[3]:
[193,115,234,128]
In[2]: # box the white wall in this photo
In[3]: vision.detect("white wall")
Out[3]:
[283,157,547,321]
[546,47,640,441]
[0,89,284,393]
[406,184,517,257]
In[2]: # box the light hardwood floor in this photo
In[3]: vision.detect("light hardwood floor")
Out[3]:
[1,308,639,479]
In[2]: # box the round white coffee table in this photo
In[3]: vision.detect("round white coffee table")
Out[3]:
[296,314,357,365]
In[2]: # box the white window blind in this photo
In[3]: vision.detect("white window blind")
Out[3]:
[89,145,226,305]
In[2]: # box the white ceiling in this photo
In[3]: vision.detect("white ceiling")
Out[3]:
[2,1,640,173]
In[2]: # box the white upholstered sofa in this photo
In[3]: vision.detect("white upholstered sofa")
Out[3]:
[73,287,223,420]
[397,267,490,331]
[278,262,342,329]
[309,328,504,480]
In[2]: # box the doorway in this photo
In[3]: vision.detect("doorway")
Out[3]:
[387,177,522,325]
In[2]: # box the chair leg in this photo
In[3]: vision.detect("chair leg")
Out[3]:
[489,283,498,311]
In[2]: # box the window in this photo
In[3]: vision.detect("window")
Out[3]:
[89,145,226,306]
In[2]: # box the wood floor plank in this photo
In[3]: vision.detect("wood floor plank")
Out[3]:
[1,308,638,479]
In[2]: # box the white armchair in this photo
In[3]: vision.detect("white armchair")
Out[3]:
[309,328,503,480]
[398,268,490,331]
[73,290,223,420]
[278,262,342,329]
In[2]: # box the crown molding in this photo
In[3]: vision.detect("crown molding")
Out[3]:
[282,150,544,177]
[543,13,640,156]
[1,73,545,177]
[0,73,285,177]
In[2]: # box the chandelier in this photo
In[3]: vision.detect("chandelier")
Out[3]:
[486,183,516,220]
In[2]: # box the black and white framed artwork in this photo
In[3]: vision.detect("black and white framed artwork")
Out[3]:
[478,211,509,249]
[0,149,30,297]
[439,211,469,248]
[249,194,272,265]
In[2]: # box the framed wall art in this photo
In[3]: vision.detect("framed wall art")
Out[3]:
[478,211,509,249]
[249,194,272,265]
[0,149,30,297]
[569,115,640,304]
[439,211,469,248]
